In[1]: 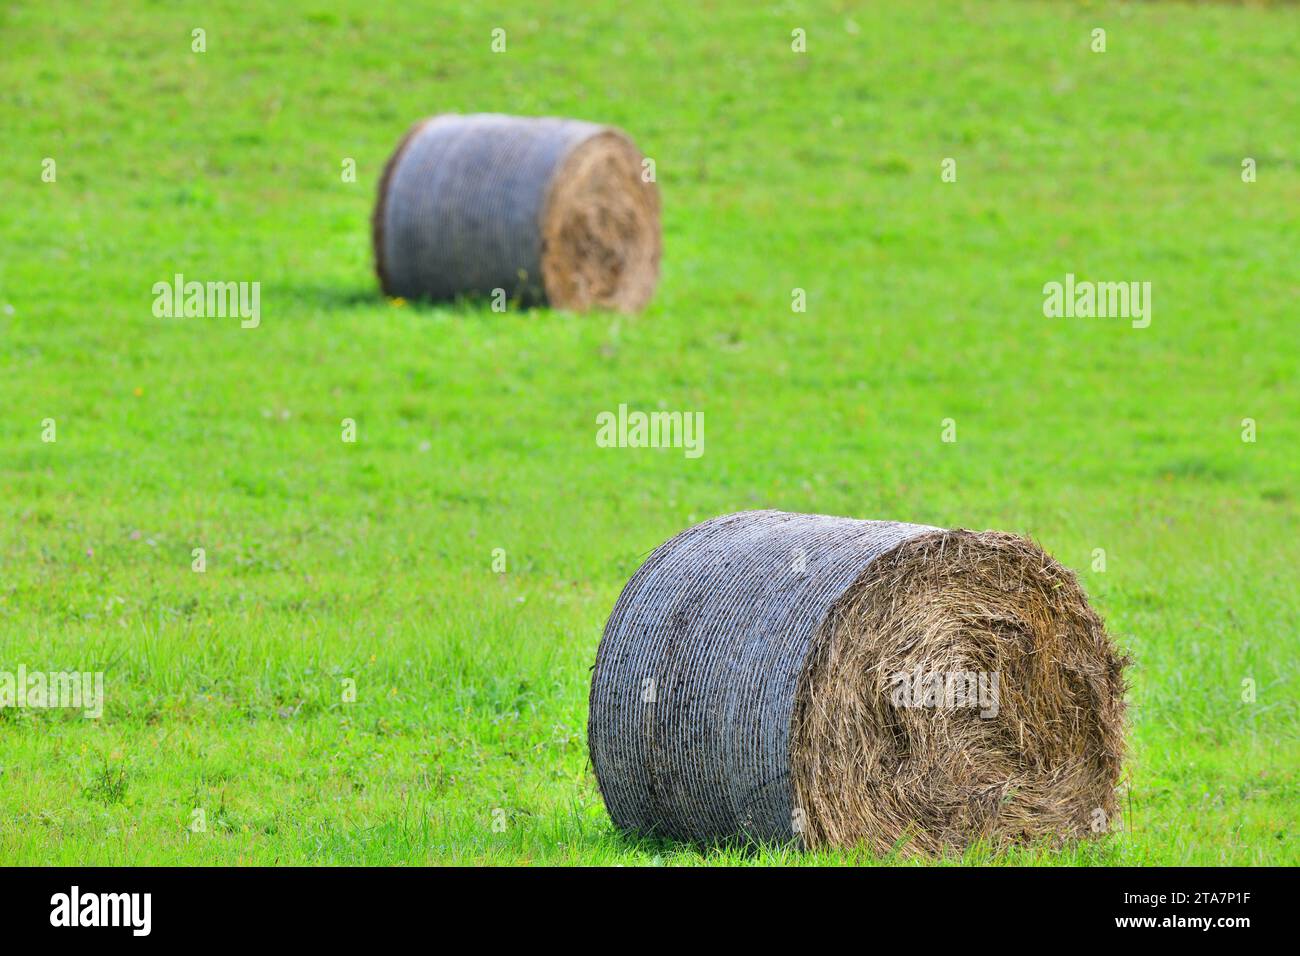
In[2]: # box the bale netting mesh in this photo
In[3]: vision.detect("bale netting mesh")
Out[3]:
[372,113,661,311]
[587,510,1128,856]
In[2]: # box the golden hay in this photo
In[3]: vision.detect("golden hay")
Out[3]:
[791,528,1127,856]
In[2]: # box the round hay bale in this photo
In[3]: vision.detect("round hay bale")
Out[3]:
[587,510,1128,855]
[372,113,660,311]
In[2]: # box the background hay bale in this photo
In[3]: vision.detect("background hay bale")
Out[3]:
[372,113,660,311]
[587,510,1128,855]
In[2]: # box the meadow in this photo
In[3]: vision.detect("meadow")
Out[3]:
[0,0,1296,865]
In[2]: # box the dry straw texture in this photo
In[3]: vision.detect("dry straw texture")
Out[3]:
[373,113,660,311]
[588,510,1127,855]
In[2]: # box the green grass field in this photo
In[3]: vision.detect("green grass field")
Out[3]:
[1,0,1296,865]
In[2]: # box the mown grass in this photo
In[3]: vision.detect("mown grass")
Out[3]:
[0,0,1296,865]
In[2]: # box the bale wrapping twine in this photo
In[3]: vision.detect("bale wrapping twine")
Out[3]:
[373,113,661,311]
[588,510,1128,855]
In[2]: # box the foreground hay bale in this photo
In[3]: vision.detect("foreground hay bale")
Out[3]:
[372,113,660,311]
[588,510,1127,855]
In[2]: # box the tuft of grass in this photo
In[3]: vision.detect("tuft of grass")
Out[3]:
[82,762,130,807]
